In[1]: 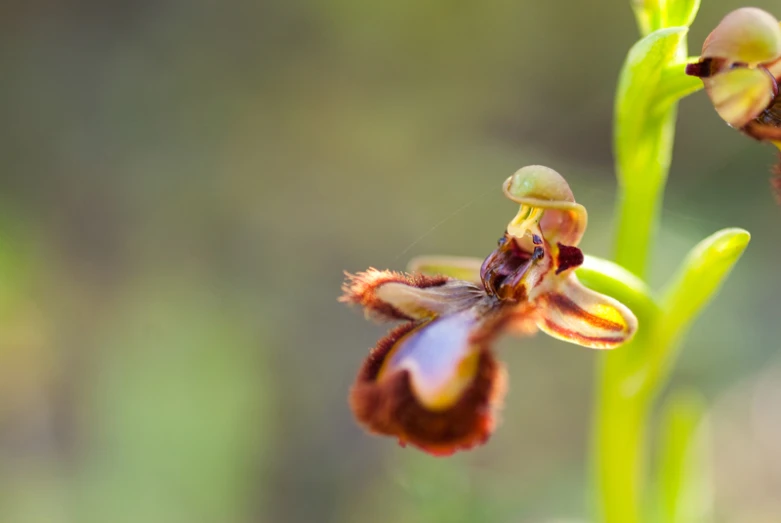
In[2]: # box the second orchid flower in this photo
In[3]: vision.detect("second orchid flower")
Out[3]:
[685,7,781,199]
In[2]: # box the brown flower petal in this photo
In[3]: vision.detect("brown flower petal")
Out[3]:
[349,321,507,456]
[743,95,781,141]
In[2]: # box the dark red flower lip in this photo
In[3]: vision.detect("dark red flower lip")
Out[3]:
[349,321,506,456]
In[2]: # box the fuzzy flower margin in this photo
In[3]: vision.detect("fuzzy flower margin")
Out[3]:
[340,166,638,455]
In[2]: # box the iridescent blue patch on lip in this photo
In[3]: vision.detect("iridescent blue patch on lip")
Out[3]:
[381,308,481,410]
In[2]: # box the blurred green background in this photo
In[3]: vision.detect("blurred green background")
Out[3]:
[2,1,781,522]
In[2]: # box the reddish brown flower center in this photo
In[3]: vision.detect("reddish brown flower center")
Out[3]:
[480,235,532,301]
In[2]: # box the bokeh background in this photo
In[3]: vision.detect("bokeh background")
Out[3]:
[2,1,781,522]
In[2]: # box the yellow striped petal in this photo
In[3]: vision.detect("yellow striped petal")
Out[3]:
[706,67,775,128]
[533,274,638,350]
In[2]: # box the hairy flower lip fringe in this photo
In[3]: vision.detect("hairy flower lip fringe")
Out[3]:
[349,317,510,456]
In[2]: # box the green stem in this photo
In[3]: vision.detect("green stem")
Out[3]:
[613,180,663,279]
[655,63,703,107]
[597,23,688,523]
[613,84,679,279]
[579,258,660,523]
[655,390,710,523]
[600,144,670,523]
[595,361,650,523]
[630,0,659,36]
[590,2,744,521]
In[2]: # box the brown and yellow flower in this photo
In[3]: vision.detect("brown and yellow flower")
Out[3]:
[340,166,638,455]
[686,8,781,142]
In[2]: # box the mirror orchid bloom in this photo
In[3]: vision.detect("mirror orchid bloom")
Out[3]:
[685,8,781,143]
[340,166,638,455]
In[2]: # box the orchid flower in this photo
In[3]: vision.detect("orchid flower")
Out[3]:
[686,8,781,199]
[340,166,638,455]
[685,8,781,138]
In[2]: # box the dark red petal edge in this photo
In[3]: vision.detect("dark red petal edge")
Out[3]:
[349,321,506,456]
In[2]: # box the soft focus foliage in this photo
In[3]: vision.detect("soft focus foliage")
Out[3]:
[1,1,780,522]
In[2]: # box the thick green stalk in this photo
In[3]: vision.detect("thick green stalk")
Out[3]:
[596,23,690,523]
[589,289,658,523]
[591,3,747,523]
[598,97,678,523]
[613,180,663,279]
[600,103,679,523]
[610,25,691,282]
[655,390,712,523]
[613,98,678,279]
[594,366,650,523]
[579,259,660,523]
